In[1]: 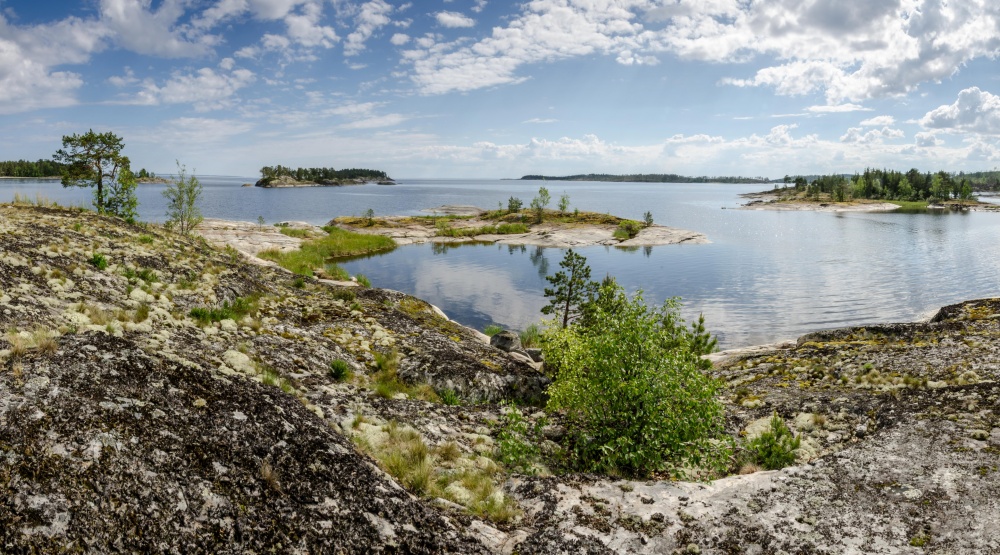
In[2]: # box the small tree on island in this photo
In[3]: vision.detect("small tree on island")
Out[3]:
[54,130,132,214]
[530,186,551,223]
[558,192,570,214]
[541,249,599,328]
[163,161,203,235]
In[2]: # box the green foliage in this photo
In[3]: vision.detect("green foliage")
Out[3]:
[544,282,726,477]
[558,192,570,214]
[189,297,257,325]
[355,274,371,287]
[88,253,108,270]
[746,413,801,470]
[329,359,351,382]
[332,289,355,302]
[541,249,599,328]
[494,402,545,475]
[507,196,523,213]
[643,211,653,227]
[434,222,529,237]
[530,186,551,223]
[0,158,68,178]
[615,220,643,240]
[163,161,203,235]
[519,323,542,348]
[138,234,154,244]
[363,208,376,226]
[53,130,129,213]
[258,226,395,275]
[438,388,461,406]
[104,165,138,223]
[292,276,306,289]
[483,324,504,337]
[259,165,389,183]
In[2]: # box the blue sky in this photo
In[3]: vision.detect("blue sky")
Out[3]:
[2,0,1000,179]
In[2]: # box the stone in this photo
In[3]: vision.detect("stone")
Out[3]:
[490,330,521,352]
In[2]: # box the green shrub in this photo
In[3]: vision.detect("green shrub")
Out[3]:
[615,220,643,240]
[507,196,523,213]
[643,211,653,227]
[494,402,545,474]
[292,276,306,289]
[138,234,153,244]
[355,274,371,287]
[329,359,351,382]
[544,282,726,477]
[332,289,355,302]
[746,412,800,470]
[89,253,108,270]
[483,324,504,337]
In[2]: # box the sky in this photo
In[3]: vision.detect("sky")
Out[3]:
[2,0,1000,179]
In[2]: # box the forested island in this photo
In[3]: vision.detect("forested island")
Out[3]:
[520,173,770,184]
[256,165,393,187]
[0,158,67,178]
[772,168,975,204]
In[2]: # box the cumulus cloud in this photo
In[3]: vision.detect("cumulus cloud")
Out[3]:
[100,0,216,58]
[860,115,895,126]
[405,0,1000,102]
[390,33,410,45]
[131,67,256,111]
[345,0,394,56]
[919,87,1000,135]
[840,126,905,144]
[914,131,942,147]
[0,13,109,114]
[284,1,337,47]
[435,11,475,28]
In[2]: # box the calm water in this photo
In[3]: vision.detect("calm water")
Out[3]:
[5,178,1000,348]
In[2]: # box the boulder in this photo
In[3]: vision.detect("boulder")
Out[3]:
[490,330,522,352]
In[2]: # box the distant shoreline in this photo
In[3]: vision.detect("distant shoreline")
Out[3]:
[0,176,60,181]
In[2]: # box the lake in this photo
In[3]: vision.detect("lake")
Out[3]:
[4,177,1000,348]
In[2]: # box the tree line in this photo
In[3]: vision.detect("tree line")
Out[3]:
[259,165,389,183]
[782,168,974,202]
[0,159,68,178]
[520,173,770,184]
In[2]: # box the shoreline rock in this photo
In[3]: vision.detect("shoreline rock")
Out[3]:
[254,175,392,188]
[333,206,709,248]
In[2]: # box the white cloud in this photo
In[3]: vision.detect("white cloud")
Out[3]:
[860,115,895,126]
[919,87,1000,136]
[132,67,256,111]
[435,11,475,28]
[100,0,216,58]
[284,2,337,47]
[390,33,410,46]
[0,14,107,114]
[840,126,905,144]
[339,113,408,129]
[345,0,394,56]
[405,1,1000,103]
[805,103,870,113]
[914,131,942,147]
[523,118,557,124]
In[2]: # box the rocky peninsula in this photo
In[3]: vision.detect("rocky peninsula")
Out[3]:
[254,175,394,188]
[2,203,998,553]
[333,205,708,248]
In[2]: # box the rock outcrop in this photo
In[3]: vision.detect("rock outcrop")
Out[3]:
[2,203,999,553]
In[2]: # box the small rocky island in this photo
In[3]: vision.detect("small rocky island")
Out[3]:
[254,165,394,187]
[2,203,998,553]
[333,205,708,248]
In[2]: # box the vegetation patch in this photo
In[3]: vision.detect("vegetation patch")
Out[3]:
[259,226,395,276]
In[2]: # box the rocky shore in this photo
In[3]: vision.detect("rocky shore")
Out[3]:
[2,203,999,553]
[334,205,709,248]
